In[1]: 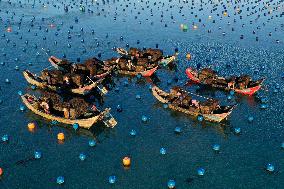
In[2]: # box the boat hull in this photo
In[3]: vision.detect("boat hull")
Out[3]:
[23,70,103,95]
[118,66,158,77]
[21,94,109,129]
[152,86,235,123]
[185,67,264,95]
[48,56,112,79]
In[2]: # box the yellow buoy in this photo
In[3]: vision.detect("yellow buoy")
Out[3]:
[186,53,191,60]
[223,12,228,16]
[122,157,131,167]
[57,133,65,141]
[28,122,36,130]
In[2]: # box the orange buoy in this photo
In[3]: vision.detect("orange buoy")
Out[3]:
[57,133,65,141]
[186,53,191,60]
[0,168,3,176]
[6,27,12,32]
[28,122,36,130]
[122,157,131,167]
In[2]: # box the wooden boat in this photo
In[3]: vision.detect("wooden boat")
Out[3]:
[23,70,103,95]
[48,56,112,79]
[185,67,265,96]
[117,66,158,77]
[152,86,235,122]
[21,94,115,129]
[116,48,178,66]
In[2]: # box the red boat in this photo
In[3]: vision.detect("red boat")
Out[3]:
[185,67,265,96]
[117,66,158,77]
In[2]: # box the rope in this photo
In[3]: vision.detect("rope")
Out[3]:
[180,89,213,100]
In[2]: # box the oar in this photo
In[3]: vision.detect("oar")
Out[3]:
[86,76,108,95]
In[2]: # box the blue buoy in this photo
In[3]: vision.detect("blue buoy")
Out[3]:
[56,176,64,185]
[31,85,36,90]
[273,89,278,93]
[227,95,233,100]
[141,115,148,122]
[260,104,268,109]
[234,127,241,134]
[123,81,128,86]
[197,167,205,176]
[174,127,181,134]
[167,179,176,189]
[5,79,10,83]
[266,163,275,172]
[212,144,220,151]
[20,105,25,111]
[73,123,79,130]
[248,116,254,122]
[51,120,58,125]
[160,147,166,155]
[197,115,203,122]
[148,85,152,90]
[34,151,42,159]
[18,91,23,96]
[136,94,141,99]
[116,105,122,112]
[1,134,9,142]
[129,129,137,136]
[260,97,268,103]
[108,175,116,184]
[281,142,284,149]
[89,140,96,147]
[79,153,86,161]
[163,104,168,109]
